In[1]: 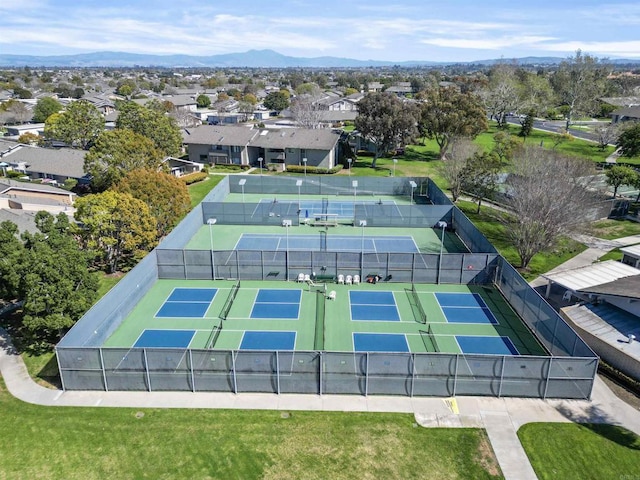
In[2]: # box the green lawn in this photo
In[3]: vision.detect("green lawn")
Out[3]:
[456,200,587,279]
[188,175,225,207]
[519,423,640,480]
[588,218,640,240]
[0,380,502,480]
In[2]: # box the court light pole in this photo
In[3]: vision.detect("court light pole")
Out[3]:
[296,179,302,209]
[207,218,217,279]
[283,219,292,280]
[239,178,246,203]
[347,158,352,176]
[359,219,367,255]
[437,220,447,285]
[302,157,307,177]
[258,157,263,176]
[392,158,397,177]
[409,180,417,205]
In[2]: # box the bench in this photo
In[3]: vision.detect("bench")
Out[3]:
[315,275,335,282]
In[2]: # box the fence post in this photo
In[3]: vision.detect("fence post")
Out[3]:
[189,350,195,392]
[453,354,459,396]
[232,350,238,394]
[410,353,415,397]
[543,357,552,399]
[143,348,152,392]
[319,351,323,396]
[99,347,108,392]
[497,356,506,397]
[276,351,281,395]
[365,353,369,396]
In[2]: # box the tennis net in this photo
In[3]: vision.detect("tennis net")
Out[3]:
[219,280,240,320]
[206,322,223,349]
[420,325,440,353]
[410,284,428,324]
[314,290,326,350]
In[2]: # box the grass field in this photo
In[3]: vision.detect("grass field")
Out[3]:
[188,175,225,207]
[0,380,502,480]
[519,422,640,480]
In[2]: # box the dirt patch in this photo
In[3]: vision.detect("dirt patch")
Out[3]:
[477,430,502,477]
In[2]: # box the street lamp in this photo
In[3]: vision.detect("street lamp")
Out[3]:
[409,181,417,205]
[347,158,352,176]
[239,178,246,203]
[392,158,397,177]
[283,219,292,280]
[437,220,447,284]
[258,157,263,176]
[302,157,307,177]
[207,218,217,279]
[296,179,303,209]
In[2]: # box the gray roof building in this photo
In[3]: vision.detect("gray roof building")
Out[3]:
[2,145,87,180]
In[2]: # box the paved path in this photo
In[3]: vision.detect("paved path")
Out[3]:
[2,232,640,479]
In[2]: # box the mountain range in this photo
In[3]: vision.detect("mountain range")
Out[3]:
[1,49,639,68]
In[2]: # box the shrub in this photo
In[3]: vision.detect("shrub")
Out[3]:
[285,164,343,175]
[180,172,208,185]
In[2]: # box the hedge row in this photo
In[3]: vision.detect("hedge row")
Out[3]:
[180,172,208,185]
[286,165,343,175]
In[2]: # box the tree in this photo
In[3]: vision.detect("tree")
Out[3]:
[263,91,290,112]
[44,99,104,149]
[114,169,191,239]
[18,212,99,343]
[519,110,535,139]
[438,137,479,202]
[491,131,522,164]
[551,50,610,130]
[74,191,158,274]
[290,92,324,129]
[594,122,620,151]
[355,92,419,168]
[480,63,520,128]
[84,129,165,191]
[32,97,62,123]
[616,122,640,158]
[13,86,32,99]
[18,132,41,146]
[1,99,31,124]
[196,94,211,108]
[242,93,257,105]
[116,101,182,157]
[605,165,637,197]
[0,220,25,301]
[460,152,501,213]
[503,146,598,269]
[418,86,488,160]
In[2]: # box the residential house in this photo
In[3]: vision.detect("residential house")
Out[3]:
[184,125,341,169]
[3,123,45,140]
[0,145,89,184]
[185,125,258,165]
[611,105,640,124]
[0,177,75,214]
[162,156,203,177]
[621,244,640,269]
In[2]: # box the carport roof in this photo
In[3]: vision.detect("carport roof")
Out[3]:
[542,260,640,292]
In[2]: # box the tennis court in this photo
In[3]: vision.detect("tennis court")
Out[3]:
[156,288,218,318]
[235,233,419,253]
[257,198,402,220]
[104,280,544,357]
[435,292,499,324]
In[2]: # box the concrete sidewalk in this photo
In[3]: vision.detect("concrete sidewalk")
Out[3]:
[2,328,640,480]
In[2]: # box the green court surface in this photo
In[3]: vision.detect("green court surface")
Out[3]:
[104,279,546,356]
[187,224,467,254]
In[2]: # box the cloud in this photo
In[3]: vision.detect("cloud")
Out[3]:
[421,36,557,51]
[538,40,640,58]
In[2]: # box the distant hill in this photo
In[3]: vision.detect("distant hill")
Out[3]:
[0,49,638,68]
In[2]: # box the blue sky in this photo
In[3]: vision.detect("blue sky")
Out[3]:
[2,0,639,62]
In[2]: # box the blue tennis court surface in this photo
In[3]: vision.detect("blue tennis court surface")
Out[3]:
[134,329,195,348]
[456,335,519,355]
[349,291,400,321]
[353,333,409,352]
[156,288,217,318]
[240,331,296,350]
[251,289,301,319]
[235,233,419,253]
[259,199,401,220]
[167,288,217,302]
[435,292,488,308]
[436,292,497,324]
